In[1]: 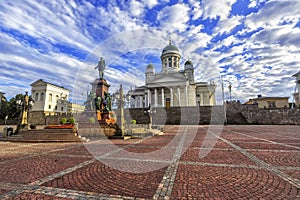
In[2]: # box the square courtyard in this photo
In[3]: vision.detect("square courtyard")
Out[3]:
[0,125,299,199]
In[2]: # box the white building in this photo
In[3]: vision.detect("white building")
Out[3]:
[292,71,300,106]
[30,79,70,115]
[129,41,216,108]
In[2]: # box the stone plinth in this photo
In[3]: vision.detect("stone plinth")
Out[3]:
[91,78,110,98]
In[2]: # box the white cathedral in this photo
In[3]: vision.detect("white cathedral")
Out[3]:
[128,40,216,108]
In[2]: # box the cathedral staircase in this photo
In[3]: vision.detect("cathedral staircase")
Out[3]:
[0,128,88,142]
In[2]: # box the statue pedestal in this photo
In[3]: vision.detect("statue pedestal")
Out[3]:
[91,78,110,98]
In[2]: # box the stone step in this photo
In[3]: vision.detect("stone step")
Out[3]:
[0,129,84,142]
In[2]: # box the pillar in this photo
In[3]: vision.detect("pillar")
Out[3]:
[200,93,204,106]
[177,87,181,106]
[154,88,158,107]
[161,88,165,107]
[147,89,151,106]
[170,88,173,107]
[185,86,188,106]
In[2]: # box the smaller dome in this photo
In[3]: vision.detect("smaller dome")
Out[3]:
[146,63,155,73]
[184,60,193,70]
[185,60,193,65]
[147,63,154,68]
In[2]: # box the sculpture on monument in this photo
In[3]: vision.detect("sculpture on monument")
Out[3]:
[95,57,106,80]
[84,91,96,111]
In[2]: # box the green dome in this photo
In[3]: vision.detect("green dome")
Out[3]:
[147,63,154,68]
[162,44,179,53]
[184,60,193,65]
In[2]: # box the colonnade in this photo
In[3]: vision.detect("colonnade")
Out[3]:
[143,86,190,107]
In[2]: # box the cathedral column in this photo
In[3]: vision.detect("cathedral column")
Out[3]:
[161,88,165,107]
[135,97,138,108]
[154,88,158,107]
[185,86,188,106]
[170,88,173,107]
[139,96,143,108]
[200,93,204,106]
[177,87,181,106]
[147,89,151,106]
[171,57,174,68]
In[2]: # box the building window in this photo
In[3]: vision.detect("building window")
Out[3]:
[61,107,64,111]
[35,93,39,101]
[40,93,44,101]
[55,105,57,110]
[56,95,59,102]
[49,93,53,102]
[48,105,51,109]
[267,101,276,108]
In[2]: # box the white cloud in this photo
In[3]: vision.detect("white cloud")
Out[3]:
[157,4,190,32]
[214,16,243,35]
[202,0,237,20]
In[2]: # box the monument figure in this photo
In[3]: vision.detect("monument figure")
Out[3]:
[84,91,96,110]
[104,91,112,111]
[95,57,106,79]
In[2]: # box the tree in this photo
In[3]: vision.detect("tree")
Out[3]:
[0,93,25,120]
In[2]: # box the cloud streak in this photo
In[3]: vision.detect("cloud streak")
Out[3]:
[0,0,299,104]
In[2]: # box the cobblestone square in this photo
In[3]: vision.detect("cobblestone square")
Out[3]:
[0,125,299,199]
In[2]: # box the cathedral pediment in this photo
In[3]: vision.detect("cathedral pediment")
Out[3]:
[146,72,187,88]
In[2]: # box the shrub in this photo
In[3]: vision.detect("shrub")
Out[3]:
[68,117,76,124]
[60,118,67,124]
[89,117,95,123]
[131,119,136,125]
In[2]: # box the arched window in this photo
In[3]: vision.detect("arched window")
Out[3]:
[49,93,53,102]
[40,93,44,101]
[35,93,39,101]
[55,95,59,102]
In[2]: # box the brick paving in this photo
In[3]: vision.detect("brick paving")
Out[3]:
[0,125,299,199]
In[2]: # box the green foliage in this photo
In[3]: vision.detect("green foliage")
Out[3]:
[0,93,24,120]
[89,117,95,123]
[131,119,136,125]
[60,118,67,124]
[68,117,76,124]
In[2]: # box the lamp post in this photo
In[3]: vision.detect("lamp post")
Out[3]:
[221,81,227,124]
[16,91,34,133]
[112,85,125,137]
[228,84,232,102]
[143,104,152,130]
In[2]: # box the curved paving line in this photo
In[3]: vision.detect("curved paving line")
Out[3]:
[207,127,300,189]
[153,125,190,200]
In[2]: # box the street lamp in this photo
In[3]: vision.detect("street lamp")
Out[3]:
[112,85,125,137]
[228,84,232,102]
[16,91,34,133]
[143,104,152,130]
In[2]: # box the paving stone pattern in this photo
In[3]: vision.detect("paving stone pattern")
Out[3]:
[0,125,299,199]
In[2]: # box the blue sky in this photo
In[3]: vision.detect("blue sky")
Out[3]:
[0,0,299,104]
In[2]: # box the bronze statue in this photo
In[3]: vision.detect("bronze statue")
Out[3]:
[95,57,106,79]
[104,91,112,111]
[84,91,96,110]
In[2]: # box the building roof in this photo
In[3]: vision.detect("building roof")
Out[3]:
[30,79,69,91]
[292,71,300,77]
[248,97,289,101]
[244,97,289,105]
